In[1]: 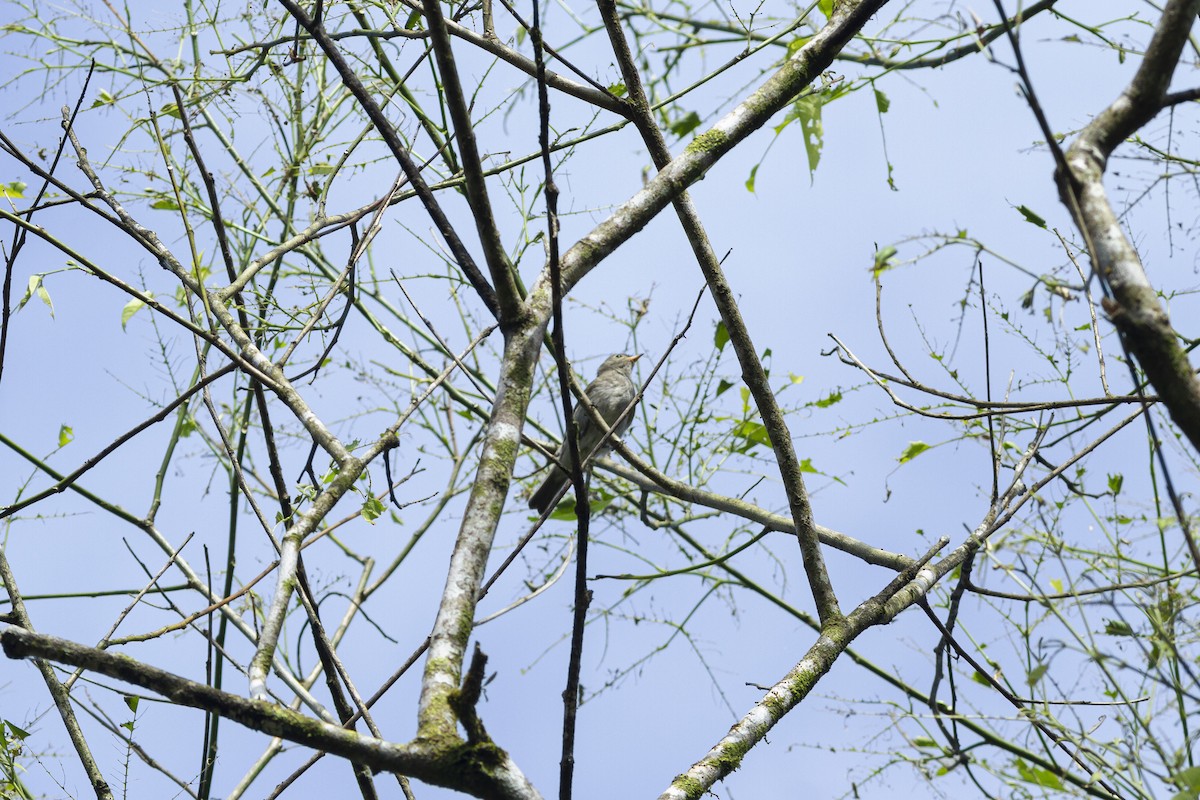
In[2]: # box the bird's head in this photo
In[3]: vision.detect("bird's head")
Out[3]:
[598,353,641,375]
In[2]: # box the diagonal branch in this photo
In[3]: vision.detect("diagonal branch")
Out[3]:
[596,0,841,624]
[277,0,503,321]
[1053,0,1200,453]
[421,0,524,321]
[0,628,542,800]
[552,0,892,295]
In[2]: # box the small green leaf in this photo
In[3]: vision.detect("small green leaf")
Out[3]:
[121,297,146,330]
[745,163,759,193]
[786,36,811,57]
[874,88,890,114]
[160,102,182,119]
[733,421,772,448]
[1107,473,1123,495]
[58,424,74,447]
[91,89,117,108]
[0,180,26,199]
[1016,204,1047,228]
[1050,578,1063,593]
[20,274,55,318]
[912,736,938,749]
[608,82,627,97]
[548,488,615,520]
[872,245,898,275]
[404,9,423,28]
[789,373,804,384]
[818,0,834,18]
[715,379,734,397]
[814,390,842,408]
[898,441,931,463]
[362,495,385,524]
[714,321,729,352]
[669,111,701,138]
[1015,759,1064,790]
[309,162,335,175]
[150,197,180,210]
[5,721,30,740]
[1170,765,1200,796]
[789,94,824,179]
[123,695,139,713]
[121,720,135,731]
[1104,619,1135,636]
[970,670,991,686]
[1026,663,1048,687]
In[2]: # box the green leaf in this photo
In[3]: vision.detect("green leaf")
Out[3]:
[814,390,842,408]
[1026,663,1048,687]
[121,297,146,330]
[970,670,991,686]
[818,0,834,18]
[872,245,898,275]
[1050,578,1063,593]
[874,88,890,114]
[91,89,116,108]
[912,736,938,748]
[791,95,824,179]
[404,9,423,28]
[788,373,804,384]
[150,197,180,210]
[1104,619,1135,636]
[898,441,931,463]
[121,720,135,731]
[548,488,615,520]
[1015,759,1064,790]
[715,379,734,397]
[797,457,817,473]
[58,424,74,447]
[733,421,773,448]
[608,82,627,97]
[714,320,729,352]
[160,102,182,119]
[786,36,811,57]
[17,274,54,317]
[1107,473,1123,495]
[1170,766,1200,798]
[5,721,30,740]
[745,163,759,193]
[123,695,139,713]
[309,162,335,175]
[0,180,26,199]
[669,111,701,138]
[362,495,386,524]
[1016,204,1047,228]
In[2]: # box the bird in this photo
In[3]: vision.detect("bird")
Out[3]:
[528,353,641,515]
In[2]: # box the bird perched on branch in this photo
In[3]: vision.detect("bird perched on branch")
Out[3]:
[528,353,641,515]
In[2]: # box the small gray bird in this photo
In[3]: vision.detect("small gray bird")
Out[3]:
[528,353,641,515]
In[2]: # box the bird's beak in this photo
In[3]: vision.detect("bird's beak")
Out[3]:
[629,354,642,363]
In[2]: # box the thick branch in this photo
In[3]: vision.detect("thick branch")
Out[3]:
[0,628,541,800]
[421,0,524,321]
[1058,0,1200,453]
